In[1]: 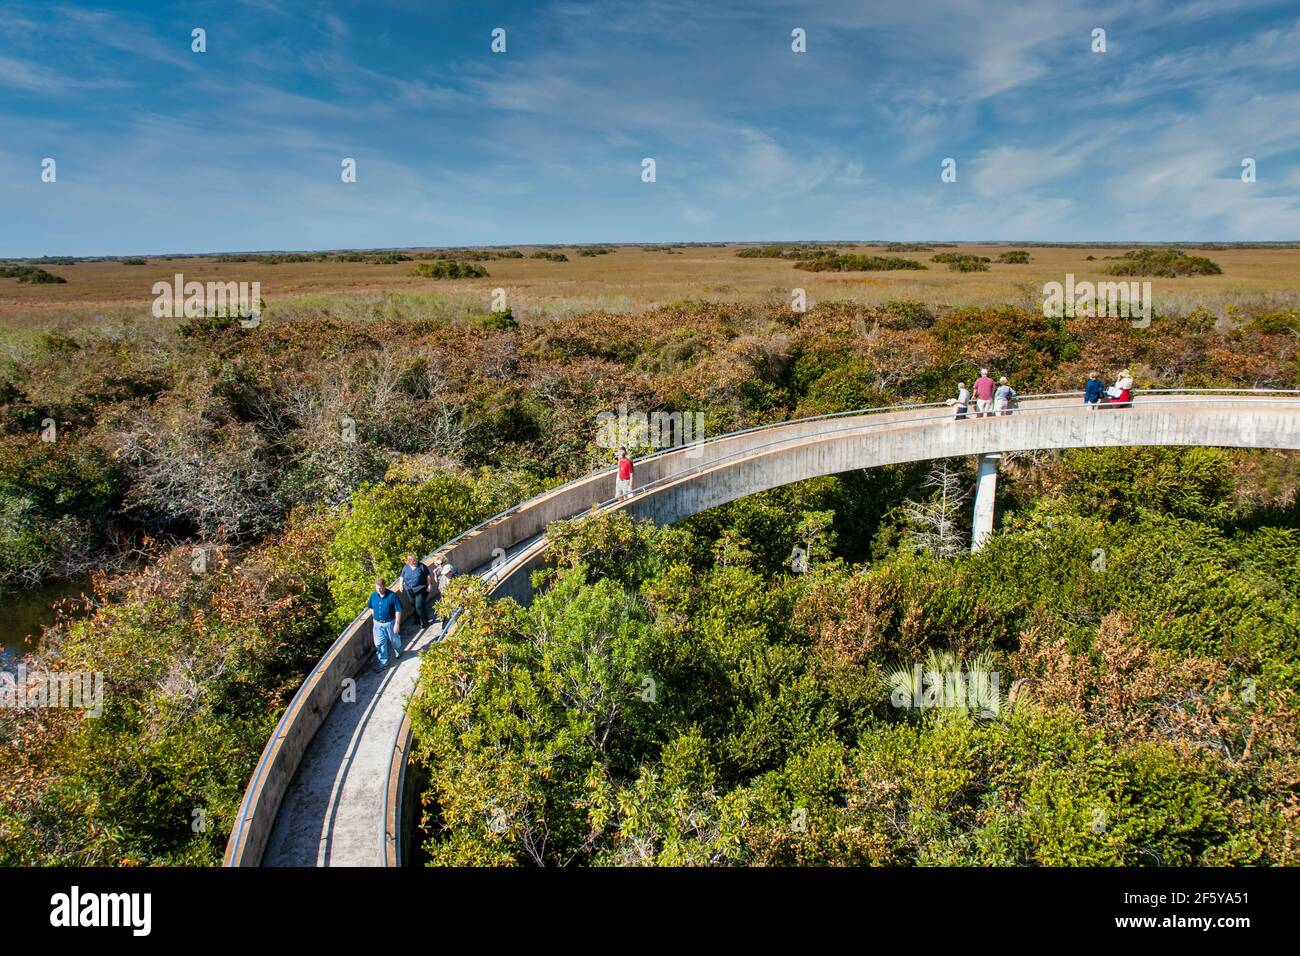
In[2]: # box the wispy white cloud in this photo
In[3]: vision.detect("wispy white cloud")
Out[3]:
[0,53,129,93]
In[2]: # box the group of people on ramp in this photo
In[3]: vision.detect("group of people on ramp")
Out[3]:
[380,373,1142,672]
[365,446,640,671]
[951,368,1135,419]
[951,368,1020,419]
[366,553,455,671]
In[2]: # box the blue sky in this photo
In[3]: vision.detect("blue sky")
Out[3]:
[2,0,1300,256]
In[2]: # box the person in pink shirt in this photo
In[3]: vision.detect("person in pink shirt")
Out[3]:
[972,369,997,417]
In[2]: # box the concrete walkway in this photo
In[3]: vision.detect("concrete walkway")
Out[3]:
[263,616,441,866]
[244,391,1300,867]
[261,539,534,867]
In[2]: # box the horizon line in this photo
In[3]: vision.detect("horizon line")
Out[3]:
[9,239,1300,261]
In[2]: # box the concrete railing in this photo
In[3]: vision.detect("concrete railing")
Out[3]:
[230,389,1300,866]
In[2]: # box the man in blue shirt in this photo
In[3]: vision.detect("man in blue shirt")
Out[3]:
[366,576,403,670]
[400,553,433,632]
[1084,372,1104,408]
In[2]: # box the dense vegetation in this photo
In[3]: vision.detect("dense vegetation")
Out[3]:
[416,298,1297,866]
[932,253,992,272]
[794,254,928,272]
[0,265,67,284]
[2,524,335,864]
[1103,249,1223,277]
[418,249,525,262]
[410,260,489,279]
[736,244,840,259]
[0,289,1296,865]
[410,449,1299,865]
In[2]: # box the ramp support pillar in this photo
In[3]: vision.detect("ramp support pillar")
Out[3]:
[971,453,1000,552]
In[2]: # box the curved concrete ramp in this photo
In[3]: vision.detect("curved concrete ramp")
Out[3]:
[233,391,1300,867]
[262,618,440,866]
[259,536,537,867]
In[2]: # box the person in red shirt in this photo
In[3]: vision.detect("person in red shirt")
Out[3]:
[972,369,996,417]
[1107,369,1134,407]
[615,448,634,498]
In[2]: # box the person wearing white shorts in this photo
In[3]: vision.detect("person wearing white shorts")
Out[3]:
[972,368,996,418]
[615,448,634,498]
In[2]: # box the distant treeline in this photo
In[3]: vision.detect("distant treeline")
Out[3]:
[11,241,1300,266]
[738,244,842,260]
[434,249,524,261]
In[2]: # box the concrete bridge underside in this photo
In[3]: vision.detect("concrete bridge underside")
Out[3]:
[228,393,1300,867]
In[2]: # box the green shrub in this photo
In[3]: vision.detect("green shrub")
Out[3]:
[471,307,518,332]
[1102,249,1222,277]
[410,260,489,279]
[405,491,1299,866]
[1242,309,1300,335]
[0,436,125,588]
[176,315,240,338]
[794,255,927,272]
[880,300,935,329]
[324,471,539,628]
[932,253,991,272]
[796,360,892,415]
[1061,446,1235,524]
[0,265,66,284]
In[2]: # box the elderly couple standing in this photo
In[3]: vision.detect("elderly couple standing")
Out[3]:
[366,554,455,672]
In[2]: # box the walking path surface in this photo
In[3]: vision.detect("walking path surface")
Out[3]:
[263,616,441,866]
